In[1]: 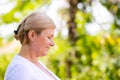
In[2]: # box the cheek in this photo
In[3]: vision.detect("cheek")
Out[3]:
[43,38,50,45]
[38,37,49,47]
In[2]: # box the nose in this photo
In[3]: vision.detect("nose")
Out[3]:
[50,40,54,46]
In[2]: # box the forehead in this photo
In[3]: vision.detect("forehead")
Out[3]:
[41,29,55,36]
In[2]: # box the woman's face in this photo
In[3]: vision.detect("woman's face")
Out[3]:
[33,29,55,57]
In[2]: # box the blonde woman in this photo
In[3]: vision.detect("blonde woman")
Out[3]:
[4,11,60,80]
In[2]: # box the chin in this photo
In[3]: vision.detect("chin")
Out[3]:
[39,52,48,57]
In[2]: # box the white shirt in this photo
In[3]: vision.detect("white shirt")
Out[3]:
[4,55,60,80]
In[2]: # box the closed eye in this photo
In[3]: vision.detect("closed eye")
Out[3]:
[47,36,51,39]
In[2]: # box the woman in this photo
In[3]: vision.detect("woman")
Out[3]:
[4,11,60,80]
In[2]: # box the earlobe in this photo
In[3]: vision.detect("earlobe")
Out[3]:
[28,30,36,42]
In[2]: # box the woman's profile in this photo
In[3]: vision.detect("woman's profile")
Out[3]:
[4,11,60,80]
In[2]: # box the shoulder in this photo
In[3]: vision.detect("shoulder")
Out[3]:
[4,55,33,80]
[5,64,32,80]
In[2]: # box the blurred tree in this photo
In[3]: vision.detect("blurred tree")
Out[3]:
[46,0,120,80]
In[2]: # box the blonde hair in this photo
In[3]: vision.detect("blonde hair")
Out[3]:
[14,11,56,45]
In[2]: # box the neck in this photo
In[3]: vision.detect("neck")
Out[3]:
[19,45,38,64]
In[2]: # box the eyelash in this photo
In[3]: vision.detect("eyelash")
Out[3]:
[48,36,51,39]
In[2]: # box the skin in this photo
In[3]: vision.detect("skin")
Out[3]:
[19,28,55,64]
[18,28,56,79]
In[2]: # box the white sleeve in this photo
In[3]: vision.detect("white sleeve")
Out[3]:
[6,64,32,80]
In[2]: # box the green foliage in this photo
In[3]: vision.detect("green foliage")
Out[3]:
[1,0,51,24]
[0,37,3,47]
[46,31,120,80]
[44,1,120,80]
[0,36,14,47]
[0,54,15,80]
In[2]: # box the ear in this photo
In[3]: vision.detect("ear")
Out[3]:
[28,30,37,42]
